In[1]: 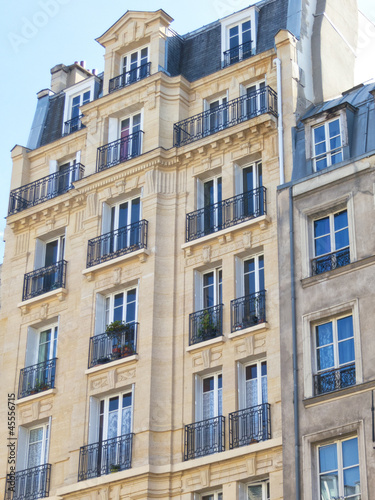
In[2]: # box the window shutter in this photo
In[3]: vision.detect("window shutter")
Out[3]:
[197,178,204,209]
[95,293,106,336]
[234,164,242,195]
[238,482,247,500]
[49,160,58,174]
[194,270,203,312]
[195,374,203,421]
[34,239,46,270]
[88,397,100,444]
[25,327,39,367]
[75,150,81,164]
[108,117,118,143]
[45,417,52,463]
[235,256,243,299]
[237,361,245,410]
[101,202,111,235]
[16,426,29,471]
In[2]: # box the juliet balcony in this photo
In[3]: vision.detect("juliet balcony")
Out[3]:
[96,130,143,172]
[108,62,151,93]
[22,260,67,301]
[18,358,57,399]
[314,363,356,396]
[223,41,255,67]
[312,247,350,275]
[88,323,138,368]
[5,464,51,500]
[78,433,134,481]
[189,304,223,346]
[186,187,266,242]
[229,403,271,449]
[231,290,266,332]
[8,164,85,215]
[173,86,277,147]
[86,220,148,267]
[63,114,85,135]
[184,416,225,461]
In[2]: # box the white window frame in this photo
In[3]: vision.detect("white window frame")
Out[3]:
[34,231,65,270]
[195,371,222,421]
[121,45,149,75]
[237,359,267,410]
[62,77,96,133]
[220,7,258,64]
[234,160,263,196]
[108,111,143,144]
[313,209,349,260]
[16,420,51,472]
[95,285,139,336]
[312,117,343,171]
[25,323,58,368]
[194,267,222,312]
[198,491,223,500]
[245,480,270,500]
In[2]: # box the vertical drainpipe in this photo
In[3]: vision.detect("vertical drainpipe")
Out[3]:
[274,58,285,184]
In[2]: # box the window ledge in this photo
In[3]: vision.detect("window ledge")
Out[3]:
[186,336,225,352]
[83,248,150,280]
[85,354,138,374]
[303,379,375,408]
[18,288,67,313]
[228,322,268,339]
[15,388,56,405]
[182,215,271,256]
[301,254,375,288]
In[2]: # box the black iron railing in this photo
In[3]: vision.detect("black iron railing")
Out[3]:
[186,187,266,242]
[109,62,151,93]
[88,323,138,368]
[22,260,67,301]
[173,86,277,147]
[8,164,85,216]
[78,433,133,481]
[189,304,223,346]
[184,416,225,460]
[18,358,57,399]
[229,403,271,449]
[63,114,85,135]
[223,41,254,67]
[231,290,266,332]
[312,247,350,275]
[87,220,148,267]
[5,464,51,500]
[314,364,356,395]
[96,131,144,172]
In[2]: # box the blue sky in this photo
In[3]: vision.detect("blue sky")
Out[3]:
[1,0,374,263]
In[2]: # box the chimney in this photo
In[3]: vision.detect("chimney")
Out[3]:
[80,60,86,68]
[50,64,69,93]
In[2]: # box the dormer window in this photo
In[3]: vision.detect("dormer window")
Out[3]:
[221,8,258,67]
[313,118,343,171]
[109,46,151,93]
[63,78,96,136]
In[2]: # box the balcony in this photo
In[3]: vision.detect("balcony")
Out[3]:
[314,364,356,396]
[18,358,56,399]
[22,260,67,301]
[78,433,133,481]
[88,323,138,368]
[8,164,85,215]
[5,464,51,500]
[96,131,144,172]
[184,416,225,460]
[108,62,151,93]
[189,304,223,346]
[231,290,266,332]
[173,86,277,147]
[186,187,266,242]
[223,41,255,67]
[87,220,148,268]
[229,403,271,449]
[312,247,350,275]
[63,114,85,135]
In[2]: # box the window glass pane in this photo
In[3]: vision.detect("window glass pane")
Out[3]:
[314,125,326,144]
[342,438,359,468]
[315,235,331,256]
[203,377,214,392]
[343,466,360,496]
[334,211,348,231]
[331,151,343,164]
[337,316,353,341]
[82,91,90,104]
[248,484,263,500]
[141,47,148,59]
[320,474,339,499]
[314,217,330,237]
[335,229,349,250]
[315,142,327,156]
[329,119,340,139]
[316,157,328,171]
[319,443,338,472]
[317,345,334,371]
[113,293,124,322]
[316,322,333,347]
[338,337,355,365]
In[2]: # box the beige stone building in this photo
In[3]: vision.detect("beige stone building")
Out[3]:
[0,1,364,499]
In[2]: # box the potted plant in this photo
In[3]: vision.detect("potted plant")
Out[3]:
[122,340,134,356]
[110,463,121,473]
[198,310,219,341]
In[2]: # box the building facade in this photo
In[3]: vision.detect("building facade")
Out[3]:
[0,1,365,499]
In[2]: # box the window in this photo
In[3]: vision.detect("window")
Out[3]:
[122,47,149,83]
[318,437,360,500]
[239,361,268,410]
[232,254,265,331]
[56,159,81,195]
[202,268,222,310]
[313,118,343,170]
[245,82,266,118]
[314,315,356,395]
[102,112,143,168]
[222,14,254,67]
[204,96,228,135]
[196,372,222,422]
[197,176,222,235]
[201,492,223,500]
[246,481,270,500]
[70,90,90,127]
[312,209,350,275]
[63,79,95,135]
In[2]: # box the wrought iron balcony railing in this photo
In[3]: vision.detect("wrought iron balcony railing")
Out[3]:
[229,403,271,449]
[231,290,266,332]
[78,433,133,481]
[96,130,144,172]
[314,363,356,396]
[312,247,350,275]
[186,187,266,242]
[173,86,277,147]
[5,464,51,500]
[189,304,223,346]
[22,260,67,301]
[8,164,85,215]
[18,358,57,399]
[223,41,255,67]
[86,220,148,267]
[63,114,85,135]
[109,62,151,93]
[184,416,225,460]
[88,323,138,368]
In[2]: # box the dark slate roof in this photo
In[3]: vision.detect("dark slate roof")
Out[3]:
[257,0,288,53]
[39,93,65,147]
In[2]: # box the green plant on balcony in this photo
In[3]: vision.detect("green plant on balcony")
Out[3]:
[110,463,121,473]
[197,310,219,341]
